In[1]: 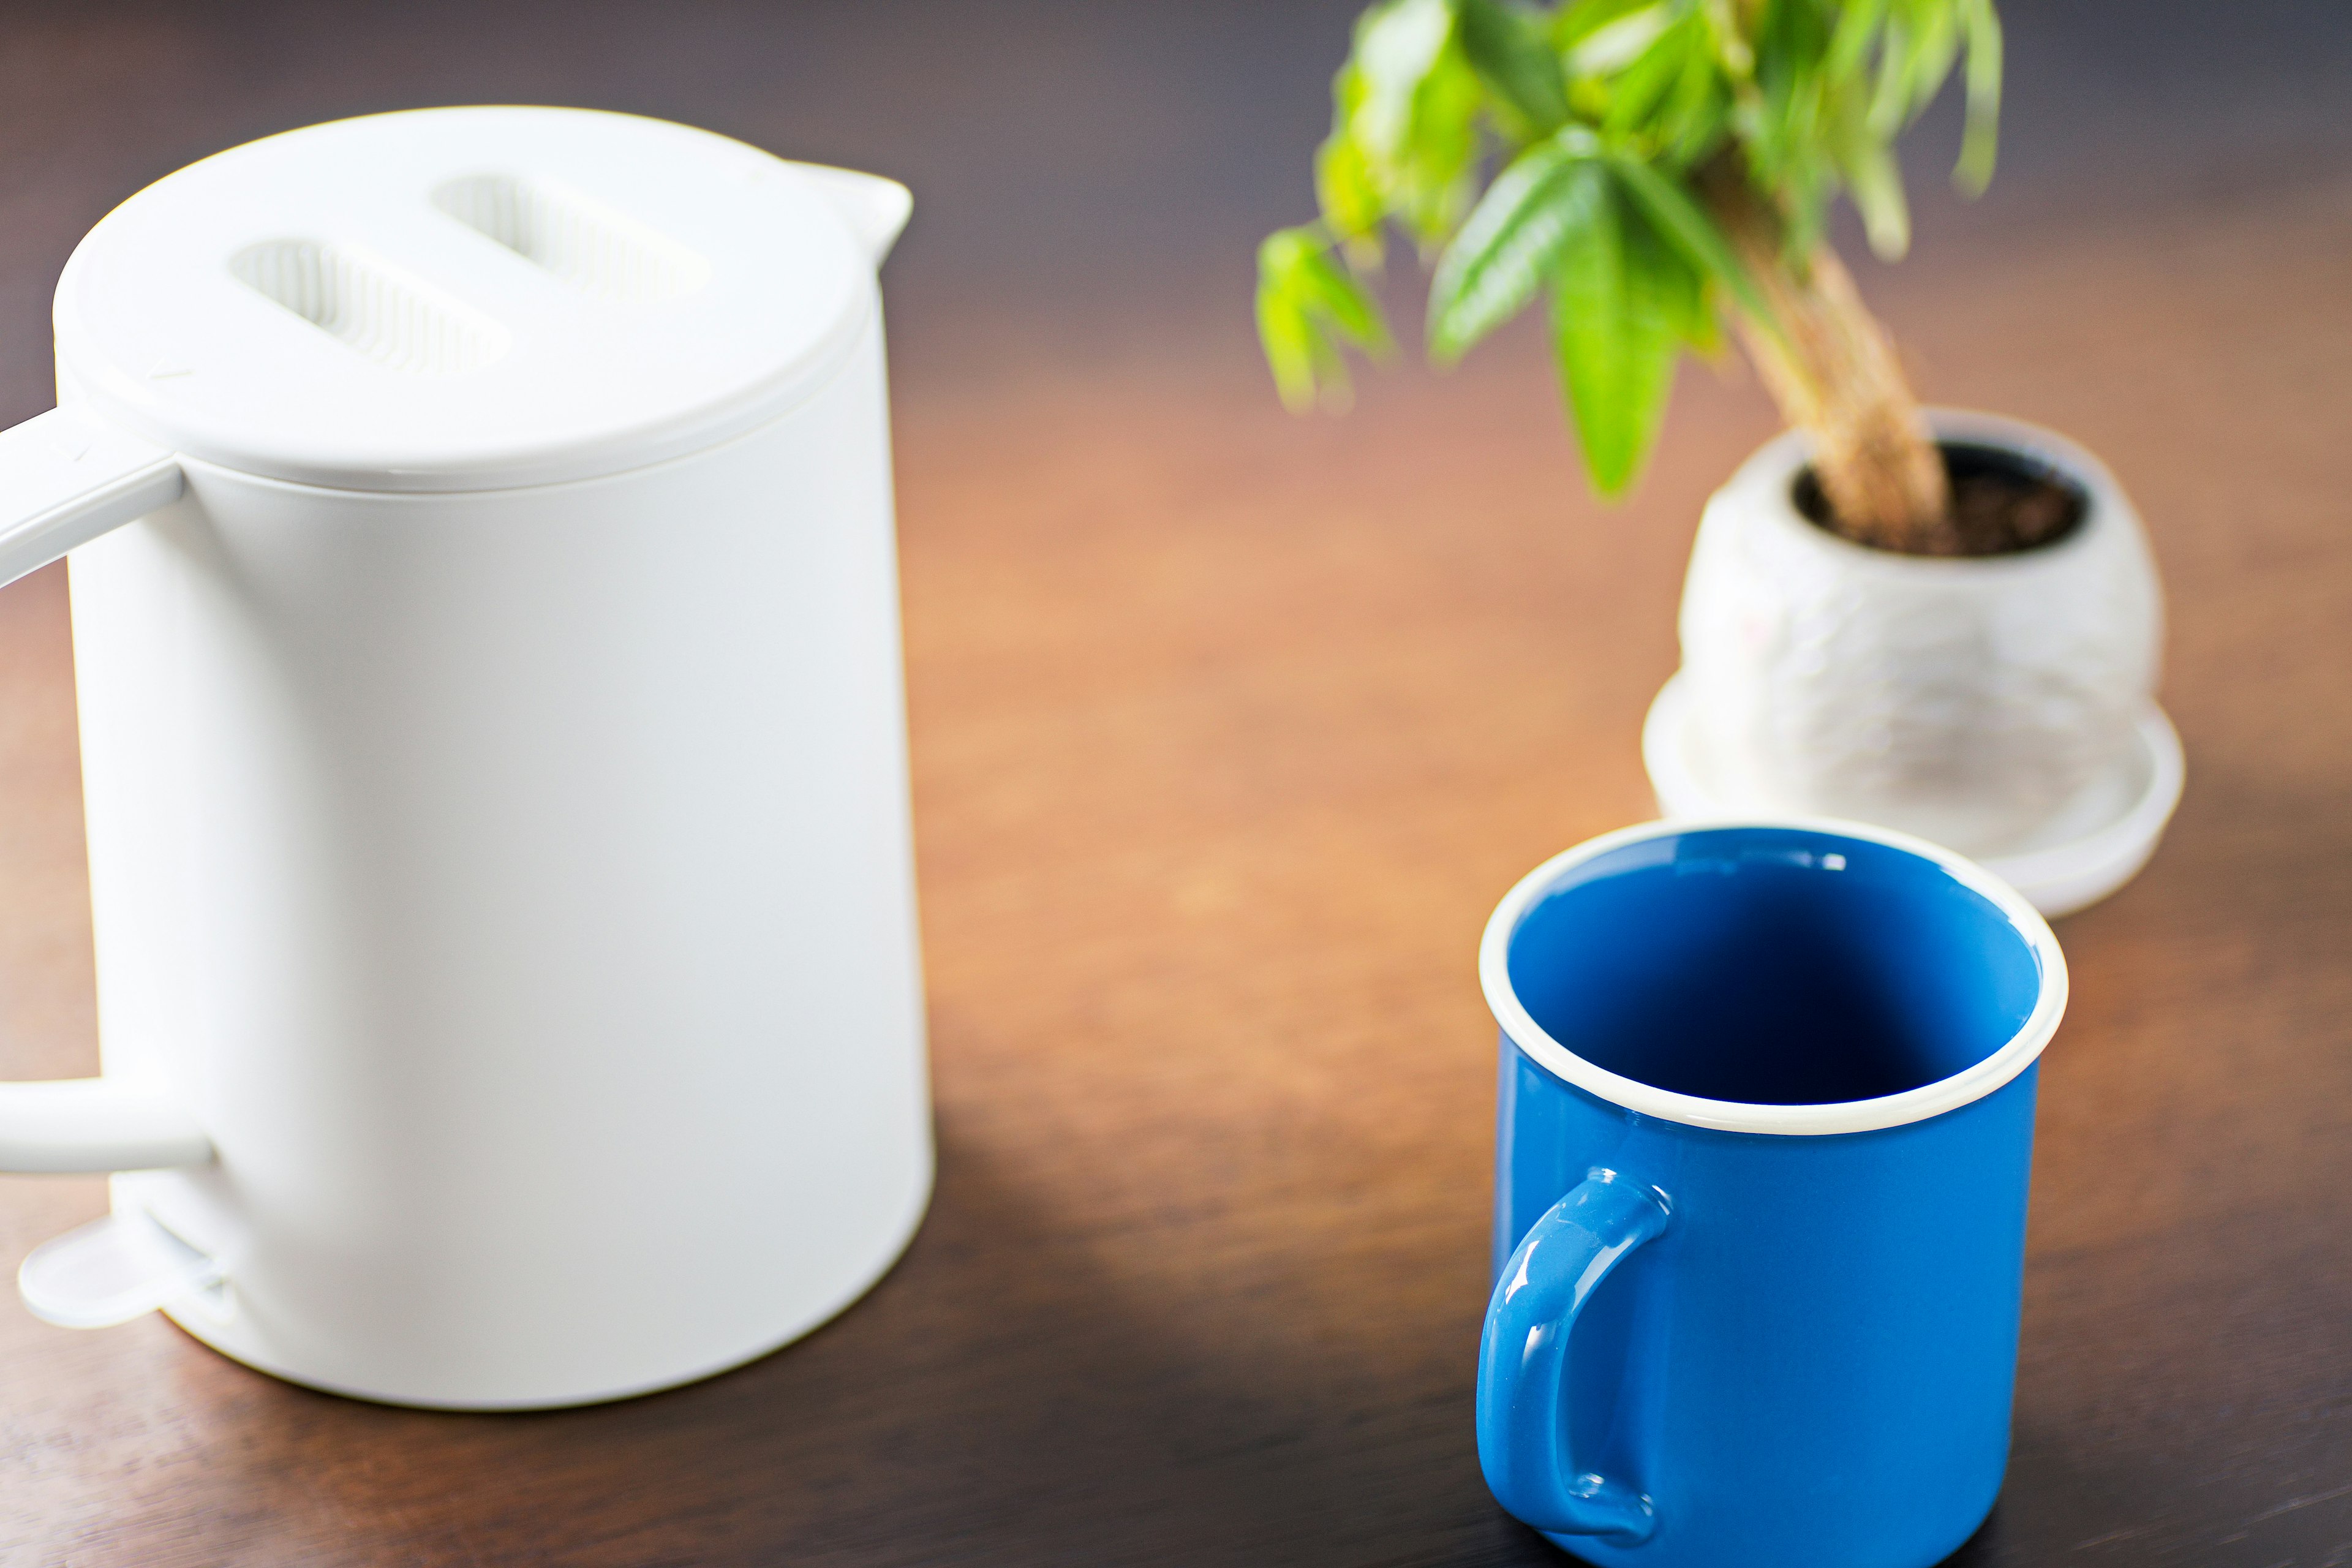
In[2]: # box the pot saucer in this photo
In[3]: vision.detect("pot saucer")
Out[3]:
[1640,673,2184,918]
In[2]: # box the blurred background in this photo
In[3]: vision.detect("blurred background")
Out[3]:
[0,4,2348,1565]
[4,0,2350,412]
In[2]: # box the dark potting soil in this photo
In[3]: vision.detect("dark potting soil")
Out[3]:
[1792,442,2089,558]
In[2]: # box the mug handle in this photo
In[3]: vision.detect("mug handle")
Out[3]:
[0,405,209,1174]
[1477,1167,1671,1544]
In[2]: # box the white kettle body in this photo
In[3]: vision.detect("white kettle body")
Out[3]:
[0,108,930,1408]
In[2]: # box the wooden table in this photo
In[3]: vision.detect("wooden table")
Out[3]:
[0,3,2346,1563]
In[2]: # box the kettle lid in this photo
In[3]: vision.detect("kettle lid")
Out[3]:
[52,107,900,492]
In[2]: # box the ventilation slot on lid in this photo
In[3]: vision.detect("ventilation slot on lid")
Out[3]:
[230,240,507,373]
[432,175,709,301]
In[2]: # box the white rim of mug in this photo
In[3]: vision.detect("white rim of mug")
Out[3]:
[1479,815,2070,1137]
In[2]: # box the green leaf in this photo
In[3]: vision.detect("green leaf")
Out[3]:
[1869,12,1911,133]
[1656,26,1731,162]
[1844,147,1908,259]
[1831,84,1910,258]
[1602,154,1773,330]
[1351,0,1455,158]
[1256,282,1320,413]
[1696,0,1753,80]
[1300,249,1394,354]
[1871,0,1958,136]
[1343,0,1485,243]
[1955,0,2003,193]
[1314,126,1384,247]
[1823,0,1891,85]
[1400,54,1488,239]
[1658,252,1721,356]
[1457,0,1572,136]
[1601,9,1698,142]
[1554,0,1662,55]
[1428,127,1606,361]
[1567,7,1673,81]
[1256,227,1392,412]
[1752,0,1829,184]
[1902,1,1963,116]
[1548,181,1681,496]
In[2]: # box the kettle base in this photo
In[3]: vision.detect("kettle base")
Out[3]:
[157,1166,932,1412]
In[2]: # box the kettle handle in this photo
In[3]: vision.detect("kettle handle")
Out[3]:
[0,405,210,1173]
[0,407,185,588]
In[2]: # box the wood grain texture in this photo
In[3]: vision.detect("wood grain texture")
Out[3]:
[0,3,2347,1564]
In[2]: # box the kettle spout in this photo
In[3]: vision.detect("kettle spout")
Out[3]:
[786,163,912,266]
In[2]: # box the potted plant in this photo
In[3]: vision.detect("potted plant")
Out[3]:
[1255,0,2179,915]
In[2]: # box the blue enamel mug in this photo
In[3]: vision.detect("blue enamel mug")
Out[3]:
[1476,820,2066,1568]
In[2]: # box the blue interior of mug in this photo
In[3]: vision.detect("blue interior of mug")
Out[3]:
[1505,827,2045,1106]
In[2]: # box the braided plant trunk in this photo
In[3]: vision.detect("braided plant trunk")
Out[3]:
[1699,160,1953,556]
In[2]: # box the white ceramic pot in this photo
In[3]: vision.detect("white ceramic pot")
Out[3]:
[0,108,932,1408]
[1666,410,2170,878]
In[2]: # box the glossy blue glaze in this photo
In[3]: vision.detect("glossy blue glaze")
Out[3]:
[1478,824,2053,1568]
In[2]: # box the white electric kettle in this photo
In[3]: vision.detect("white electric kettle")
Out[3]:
[0,107,930,1408]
